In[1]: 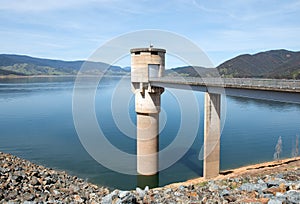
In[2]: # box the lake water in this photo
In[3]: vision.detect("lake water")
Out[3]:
[0,76,299,189]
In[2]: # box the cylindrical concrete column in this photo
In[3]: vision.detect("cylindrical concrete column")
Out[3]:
[203,92,221,179]
[137,113,158,175]
[131,47,165,176]
[135,87,164,176]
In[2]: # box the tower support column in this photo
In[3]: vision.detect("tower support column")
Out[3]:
[135,87,163,175]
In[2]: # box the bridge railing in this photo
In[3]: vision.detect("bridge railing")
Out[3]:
[150,77,300,90]
[223,78,300,90]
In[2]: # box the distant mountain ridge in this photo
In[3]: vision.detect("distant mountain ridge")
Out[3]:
[1,49,300,79]
[217,49,300,79]
[169,49,300,79]
[0,54,128,76]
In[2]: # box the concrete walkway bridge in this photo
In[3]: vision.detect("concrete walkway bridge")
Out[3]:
[150,77,300,104]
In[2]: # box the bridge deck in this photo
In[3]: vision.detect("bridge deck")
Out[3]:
[150,77,300,104]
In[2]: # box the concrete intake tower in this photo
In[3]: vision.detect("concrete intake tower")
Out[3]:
[130,47,165,176]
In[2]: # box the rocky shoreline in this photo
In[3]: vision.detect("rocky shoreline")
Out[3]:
[0,152,109,203]
[1,151,300,203]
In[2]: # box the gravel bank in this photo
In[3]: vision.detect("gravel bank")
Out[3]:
[0,152,109,203]
[1,151,300,203]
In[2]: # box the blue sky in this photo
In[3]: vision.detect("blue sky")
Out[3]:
[1,0,300,67]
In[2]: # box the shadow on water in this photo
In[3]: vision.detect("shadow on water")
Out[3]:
[180,149,203,177]
[228,96,300,111]
[137,174,159,189]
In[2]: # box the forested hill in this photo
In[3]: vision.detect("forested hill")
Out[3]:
[169,49,300,79]
[217,49,300,79]
[0,54,127,76]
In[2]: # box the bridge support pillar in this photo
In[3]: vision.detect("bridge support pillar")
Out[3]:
[203,92,221,179]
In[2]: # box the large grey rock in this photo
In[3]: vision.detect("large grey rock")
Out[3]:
[208,183,219,192]
[178,185,185,191]
[239,183,268,192]
[101,194,112,204]
[136,186,149,199]
[286,190,300,204]
[22,192,35,201]
[220,189,230,197]
[30,177,40,186]
[268,199,283,204]
[118,190,130,199]
[266,178,287,187]
[258,179,265,184]
[174,191,183,197]
[274,192,287,202]
[275,173,284,179]
[114,198,122,204]
[101,190,119,204]
[0,167,10,173]
[135,187,144,198]
[164,188,172,194]
[294,181,300,190]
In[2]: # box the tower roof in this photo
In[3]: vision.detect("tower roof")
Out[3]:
[130,47,166,53]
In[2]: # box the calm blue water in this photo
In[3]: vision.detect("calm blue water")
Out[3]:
[0,76,299,189]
